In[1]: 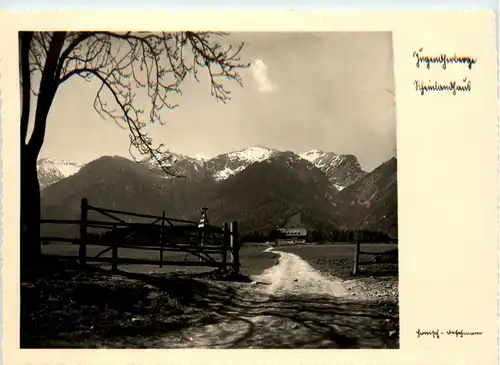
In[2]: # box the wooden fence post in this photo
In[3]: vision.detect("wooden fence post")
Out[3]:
[112,225,118,272]
[79,197,88,266]
[230,221,240,274]
[222,222,229,271]
[352,240,360,276]
[159,210,165,268]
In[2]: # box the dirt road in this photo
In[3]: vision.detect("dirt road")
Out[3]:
[153,250,399,349]
[23,250,398,349]
[253,250,350,297]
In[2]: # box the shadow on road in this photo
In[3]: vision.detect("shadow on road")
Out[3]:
[21,261,399,349]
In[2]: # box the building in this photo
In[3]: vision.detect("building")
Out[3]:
[275,227,309,245]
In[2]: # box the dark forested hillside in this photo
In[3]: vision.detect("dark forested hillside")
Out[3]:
[40,153,397,239]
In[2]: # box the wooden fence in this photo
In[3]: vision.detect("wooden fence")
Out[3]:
[40,198,240,273]
[351,239,398,276]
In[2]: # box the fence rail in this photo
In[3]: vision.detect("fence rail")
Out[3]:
[351,240,398,276]
[40,197,240,273]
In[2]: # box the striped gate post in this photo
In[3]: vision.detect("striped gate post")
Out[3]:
[198,206,209,262]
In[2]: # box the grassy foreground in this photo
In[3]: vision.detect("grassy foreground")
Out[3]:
[279,243,398,279]
[21,247,279,348]
[21,243,399,348]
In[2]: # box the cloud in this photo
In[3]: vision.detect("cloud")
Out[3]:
[251,59,277,93]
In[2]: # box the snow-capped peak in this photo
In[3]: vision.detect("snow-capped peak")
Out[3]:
[194,154,210,162]
[37,158,83,178]
[37,158,84,189]
[298,149,366,190]
[141,151,213,167]
[140,152,186,168]
[225,146,277,163]
[208,146,280,181]
[300,149,328,163]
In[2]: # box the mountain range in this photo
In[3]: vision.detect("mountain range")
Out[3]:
[37,159,84,189]
[38,146,397,238]
[38,146,368,189]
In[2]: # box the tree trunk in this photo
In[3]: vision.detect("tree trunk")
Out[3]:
[20,147,41,273]
[19,31,39,277]
[19,32,67,277]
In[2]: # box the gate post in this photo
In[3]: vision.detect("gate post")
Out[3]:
[112,224,118,272]
[160,210,165,268]
[352,240,360,275]
[230,221,240,274]
[222,223,229,271]
[79,197,88,266]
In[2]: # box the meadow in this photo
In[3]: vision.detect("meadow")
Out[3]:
[41,241,397,277]
[22,242,399,348]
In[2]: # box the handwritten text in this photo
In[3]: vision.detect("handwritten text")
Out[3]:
[414,78,472,96]
[416,329,483,339]
[413,48,477,70]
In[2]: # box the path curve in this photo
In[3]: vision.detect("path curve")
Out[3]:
[156,249,393,348]
[252,249,350,298]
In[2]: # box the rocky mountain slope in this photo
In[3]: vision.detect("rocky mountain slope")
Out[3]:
[38,146,366,191]
[299,149,367,190]
[140,153,207,180]
[38,148,397,238]
[40,156,172,237]
[336,157,398,237]
[204,146,282,181]
[204,151,341,234]
[37,159,83,189]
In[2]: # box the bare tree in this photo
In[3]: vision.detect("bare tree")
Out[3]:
[20,31,249,271]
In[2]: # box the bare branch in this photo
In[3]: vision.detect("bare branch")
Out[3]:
[28,32,68,155]
[28,31,250,177]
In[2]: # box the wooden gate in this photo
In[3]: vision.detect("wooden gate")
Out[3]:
[40,198,240,273]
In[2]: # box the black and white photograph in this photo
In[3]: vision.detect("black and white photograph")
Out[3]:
[20,30,399,349]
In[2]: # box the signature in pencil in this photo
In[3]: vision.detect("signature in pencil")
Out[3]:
[416,329,483,339]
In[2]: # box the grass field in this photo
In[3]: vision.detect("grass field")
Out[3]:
[41,242,397,277]
[279,243,398,279]
[279,243,397,258]
[23,242,398,348]
[41,242,280,277]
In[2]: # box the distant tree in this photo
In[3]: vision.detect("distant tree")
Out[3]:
[20,31,249,271]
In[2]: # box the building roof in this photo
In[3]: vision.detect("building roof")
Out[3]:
[277,228,308,236]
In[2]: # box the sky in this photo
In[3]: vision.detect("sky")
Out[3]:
[33,32,396,172]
